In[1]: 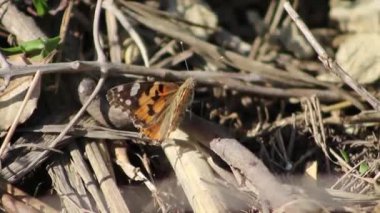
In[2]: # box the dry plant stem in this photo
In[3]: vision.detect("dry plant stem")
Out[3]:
[11,143,62,153]
[210,138,300,209]
[153,49,194,68]
[85,140,130,212]
[162,115,253,211]
[17,123,140,140]
[330,159,365,190]
[48,157,91,212]
[0,71,41,158]
[94,0,106,63]
[58,1,73,45]
[0,61,347,101]
[283,1,380,110]
[54,0,73,63]
[103,1,149,67]
[269,0,286,33]
[161,132,231,212]
[149,39,177,65]
[344,111,380,124]
[69,144,108,213]
[254,0,286,60]
[114,145,158,196]
[105,0,122,63]
[374,169,380,183]
[249,0,276,59]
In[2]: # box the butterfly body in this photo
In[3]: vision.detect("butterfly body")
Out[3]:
[107,78,195,142]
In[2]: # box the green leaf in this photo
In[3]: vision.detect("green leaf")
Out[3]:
[359,162,369,175]
[339,149,349,162]
[0,36,61,57]
[32,0,48,16]
[41,36,60,56]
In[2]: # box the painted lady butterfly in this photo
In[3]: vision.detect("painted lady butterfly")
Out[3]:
[106,78,195,142]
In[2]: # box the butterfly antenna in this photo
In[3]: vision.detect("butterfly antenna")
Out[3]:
[180,41,190,71]
[180,41,194,120]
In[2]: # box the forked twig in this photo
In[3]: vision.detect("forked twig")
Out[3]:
[283,1,380,111]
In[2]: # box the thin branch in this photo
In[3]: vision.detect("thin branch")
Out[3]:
[249,0,276,59]
[283,1,380,111]
[105,0,122,63]
[94,0,106,63]
[0,61,352,101]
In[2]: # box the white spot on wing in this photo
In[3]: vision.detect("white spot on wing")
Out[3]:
[117,86,124,92]
[130,83,140,96]
[125,99,132,106]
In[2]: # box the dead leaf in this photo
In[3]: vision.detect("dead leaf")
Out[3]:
[330,0,380,33]
[0,55,42,131]
[175,0,218,39]
[0,74,40,130]
[317,33,380,84]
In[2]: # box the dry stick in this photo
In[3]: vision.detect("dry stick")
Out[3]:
[249,0,276,59]
[105,0,122,63]
[103,1,149,67]
[69,144,108,213]
[255,0,286,59]
[0,61,347,101]
[114,146,158,194]
[0,71,41,158]
[24,0,108,173]
[283,1,380,111]
[269,0,287,35]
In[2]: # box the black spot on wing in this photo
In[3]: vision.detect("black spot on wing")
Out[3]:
[151,90,160,101]
[158,84,164,93]
[147,104,155,116]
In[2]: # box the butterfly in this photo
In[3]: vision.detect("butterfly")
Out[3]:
[106,78,195,142]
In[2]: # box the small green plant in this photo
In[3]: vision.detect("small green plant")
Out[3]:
[1,36,60,58]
